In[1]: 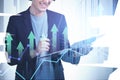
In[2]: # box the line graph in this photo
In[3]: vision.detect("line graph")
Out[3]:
[8,44,30,61]
[16,48,82,80]
[0,66,10,77]
[6,34,97,80]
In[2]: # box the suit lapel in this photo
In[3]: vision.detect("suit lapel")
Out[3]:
[47,10,55,53]
[22,8,36,50]
[47,10,53,40]
[23,8,33,33]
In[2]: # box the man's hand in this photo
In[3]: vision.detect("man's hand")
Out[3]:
[71,36,96,56]
[30,38,50,58]
[35,38,50,56]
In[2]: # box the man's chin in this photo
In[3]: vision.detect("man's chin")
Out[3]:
[39,9,47,12]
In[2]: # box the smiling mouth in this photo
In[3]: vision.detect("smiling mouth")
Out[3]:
[39,2,50,7]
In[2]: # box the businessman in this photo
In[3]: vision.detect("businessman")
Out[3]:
[6,0,92,79]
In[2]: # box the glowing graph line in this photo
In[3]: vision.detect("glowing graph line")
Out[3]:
[8,35,96,79]
[9,44,29,61]
[0,67,10,76]
[16,71,25,80]
[16,48,82,80]
[7,34,98,79]
[19,44,30,59]
[30,49,69,80]
[39,48,85,58]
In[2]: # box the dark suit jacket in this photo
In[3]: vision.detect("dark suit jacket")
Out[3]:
[6,8,80,80]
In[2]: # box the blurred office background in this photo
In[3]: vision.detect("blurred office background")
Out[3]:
[0,0,119,80]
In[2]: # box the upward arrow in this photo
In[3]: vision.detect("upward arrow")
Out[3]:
[62,27,68,48]
[28,31,35,50]
[51,24,58,51]
[6,33,13,56]
[62,27,68,39]
[51,24,58,33]
[17,42,24,58]
[28,31,35,57]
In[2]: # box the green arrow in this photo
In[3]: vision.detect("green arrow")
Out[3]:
[62,27,68,48]
[51,24,58,51]
[17,42,24,58]
[6,33,13,56]
[28,31,35,57]
[28,31,35,50]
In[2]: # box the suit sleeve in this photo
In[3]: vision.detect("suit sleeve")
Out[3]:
[6,16,21,65]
